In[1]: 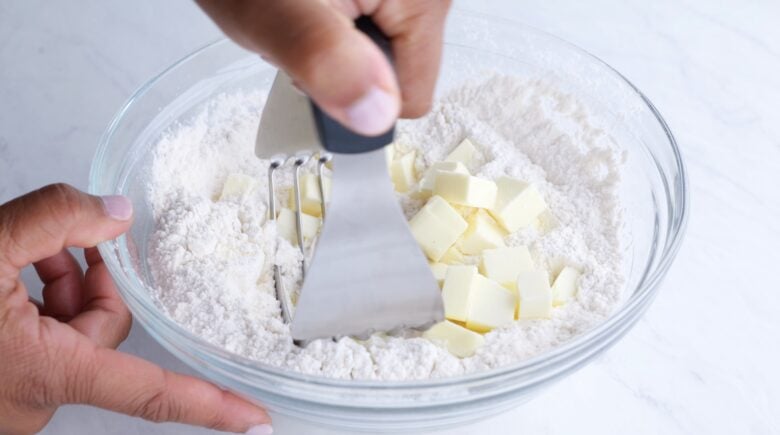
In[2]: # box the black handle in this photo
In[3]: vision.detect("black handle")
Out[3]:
[309,16,395,154]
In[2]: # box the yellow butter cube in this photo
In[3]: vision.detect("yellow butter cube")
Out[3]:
[390,150,417,193]
[409,209,448,260]
[502,281,520,318]
[516,270,553,319]
[440,245,465,264]
[423,320,484,358]
[535,209,558,234]
[454,205,477,220]
[384,143,395,171]
[479,246,535,287]
[425,196,469,229]
[418,161,469,197]
[458,210,506,255]
[441,265,480,322]
[219,173,257,200]
[552,266,581,306]
[276,208,321,246]
[288,174,331,217]
[433,172,497,209]
[466,275,516,333]
[445,138,477,165]
[408,189,428,200]
[489,177,547,232]
[409,196,468,261]
[429,263,449,287]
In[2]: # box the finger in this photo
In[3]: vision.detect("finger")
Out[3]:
[320,0,450,117]
[68,247,131,348]
[66,346,271,432]
[196,0,400,136]
[33,249,84,320]
[84,245,102,267]
[0,184,132,271]
[373,0,452,117]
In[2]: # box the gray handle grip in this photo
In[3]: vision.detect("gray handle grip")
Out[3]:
[309,16,395,154]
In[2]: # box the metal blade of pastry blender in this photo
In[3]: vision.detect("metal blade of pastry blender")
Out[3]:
[291,148,444,342]
[255,71,322,158]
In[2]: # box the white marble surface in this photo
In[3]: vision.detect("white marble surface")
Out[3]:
[1,0,778,434]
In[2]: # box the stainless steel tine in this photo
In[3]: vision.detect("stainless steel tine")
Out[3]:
[268,157,293,324]
[316,153,332,219]
[292,153,312,276]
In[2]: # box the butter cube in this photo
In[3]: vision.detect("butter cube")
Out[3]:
[418,161,469,197]
[535,209,558,234]
[466,275,517,333]
[479,246,535,287]
[289,174,332,217]
[409,196,468,261]
[384,143,395,170]
[391,150,417,193]
[516,270,552,319]
[552,266,581,306]
[489,177,547,232]
[423,320,484,358]
[429,263,449,287]
[433,172,497,209]
[276,208,321,246]
[441,265,480,322]
[458,210,506,255]
[446,138,477,165]
[440,246,465,264]
[425,195,469,229]
[454,205,477,220]
[219,173,257,200]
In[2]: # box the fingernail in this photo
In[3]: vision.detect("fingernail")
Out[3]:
[246,424,273,435]
[101,195,133,220]
[344,86,398,136]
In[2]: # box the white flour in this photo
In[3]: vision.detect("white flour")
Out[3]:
[147,75,626,380]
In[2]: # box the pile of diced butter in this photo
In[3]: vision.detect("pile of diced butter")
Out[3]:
[218,138,581,359]
[388,138,582,359]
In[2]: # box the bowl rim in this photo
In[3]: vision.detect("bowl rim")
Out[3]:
[90,9,689,390]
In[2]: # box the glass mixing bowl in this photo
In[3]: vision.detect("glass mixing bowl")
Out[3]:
[89,10,688,433]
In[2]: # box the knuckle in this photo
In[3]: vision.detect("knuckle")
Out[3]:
[0,200,23,268]
[37,183,84,221]
[16,369,49,409]
[39,320,96,405]
[61,353,97,404]
[115,308,133,345]
[132,373,179,423]
[204,392,231,429]
[292,29,343,78]
[137,389,170,422]
[2,316,59,409]
[417,0,452,20]
[401,98,432,118]
[0,184,85,268]
[382,0,449,29]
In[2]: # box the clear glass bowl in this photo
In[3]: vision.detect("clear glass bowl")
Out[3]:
[89,11,688,433]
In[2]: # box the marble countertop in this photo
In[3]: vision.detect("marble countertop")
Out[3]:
[1,0,778,434]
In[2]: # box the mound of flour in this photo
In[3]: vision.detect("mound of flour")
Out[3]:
[147,75,626,380]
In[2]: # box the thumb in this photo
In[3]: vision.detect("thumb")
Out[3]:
[197,0,400,136]
[0,184,132,271]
